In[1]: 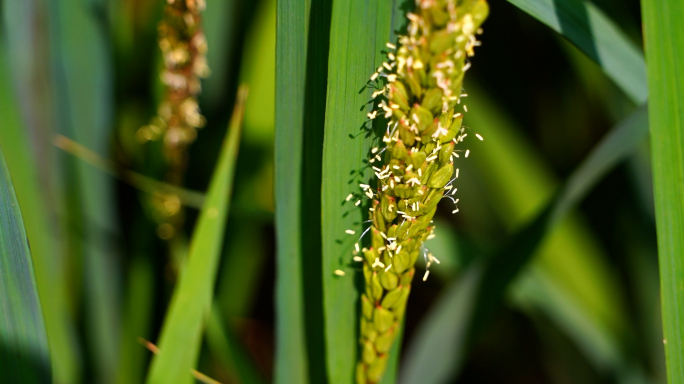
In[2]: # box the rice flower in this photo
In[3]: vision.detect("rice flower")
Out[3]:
[138,0,210,174]
[136,0,210,236]
[352,1,488,382]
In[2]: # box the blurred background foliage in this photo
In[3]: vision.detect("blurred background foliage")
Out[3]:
[0,0,668,383]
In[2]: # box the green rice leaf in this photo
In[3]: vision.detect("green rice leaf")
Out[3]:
[49,0,121,379]
[507,0,647,103]
[321,0,397,382]
[274,0,331,382]
[0,149,51,383]
[145,87,246,384]
[640,0,684,381]
[274,0,315,381]
[0,28,80,384]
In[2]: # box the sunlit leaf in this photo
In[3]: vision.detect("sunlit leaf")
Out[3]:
[640,0,684,381]
[508,0,647,103]
[146,87,246,384]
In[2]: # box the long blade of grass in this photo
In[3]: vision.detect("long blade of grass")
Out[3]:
[0,149,51,383]
[321,1,397,382]
[49,0,122,380]
[640,0,684,381]
[274,0,308,383]
[274,0,331,382]
[400,105,649,384]
[0,32,80,384]
[507,0,647,104]
[274,0,314,382]
[145,86,246,384]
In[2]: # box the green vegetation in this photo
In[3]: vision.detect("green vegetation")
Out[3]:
[640,0,684,382]
[0,0,681,383]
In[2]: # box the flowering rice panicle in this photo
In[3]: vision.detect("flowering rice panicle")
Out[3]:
[138,0,210,177]
[136,0,210,237]
[346,1,489,382]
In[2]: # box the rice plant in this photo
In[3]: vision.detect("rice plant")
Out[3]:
[0,0,681,383]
